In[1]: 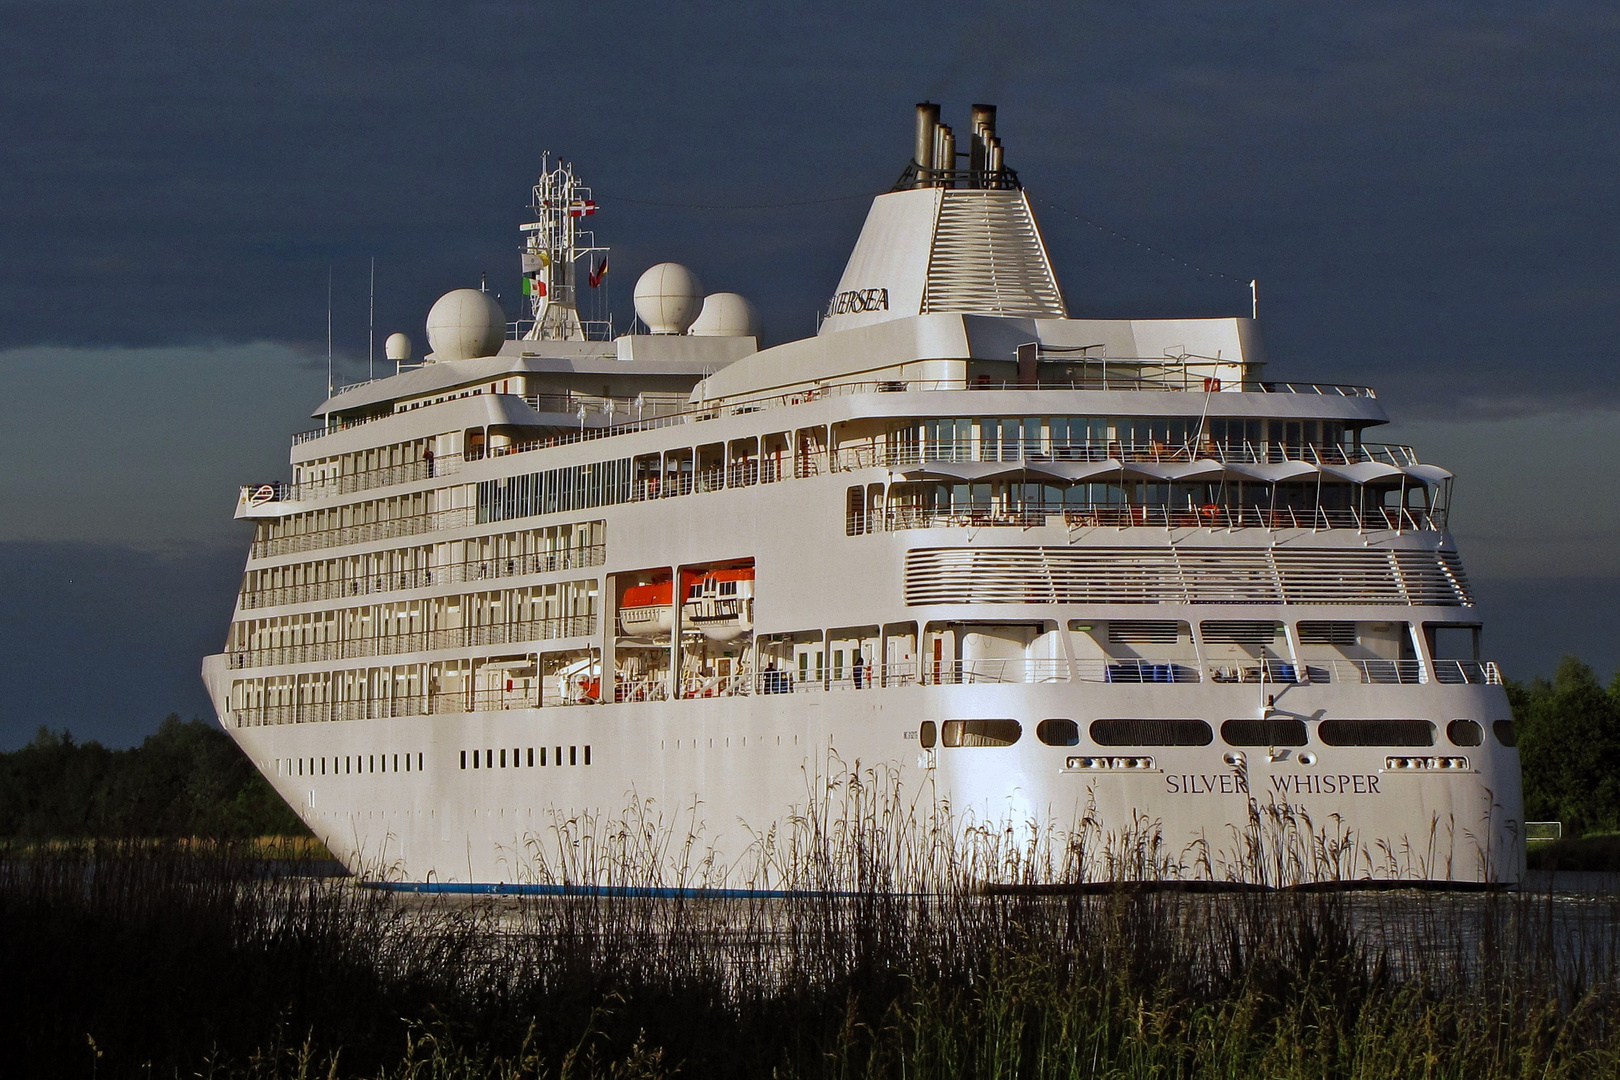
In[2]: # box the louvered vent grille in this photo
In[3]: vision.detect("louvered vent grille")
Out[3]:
[921,190,1066,317]
[903,547,1474,607]
[1201,620,1281,644]
[1108,620,1184,643]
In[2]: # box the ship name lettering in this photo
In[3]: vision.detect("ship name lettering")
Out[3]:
[1268,774,1381,795]
[826,287,890,316]
[1165,773,1248,795]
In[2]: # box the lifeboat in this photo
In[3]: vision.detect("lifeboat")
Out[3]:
[682,566,755,642]
[619,577,674,637]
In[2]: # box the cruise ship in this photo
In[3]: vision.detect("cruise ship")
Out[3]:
[203,105,1523,890]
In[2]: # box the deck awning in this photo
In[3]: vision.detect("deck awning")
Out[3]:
[1222,460,1320,483]
[1121,459,1226,482]
[1319,461,1404,484]
[893,461,1031,482]
[1403,463,1454,487]
[1020,459,1125,482]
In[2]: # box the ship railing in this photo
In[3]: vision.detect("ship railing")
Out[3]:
[237,545,606,610]
[1430,659,1504,685]
[613,678,671,703]
[1076,659,1202,684]
[629,474,697,501]
[844,440,1420,471]
[249,506,478,558]
[291,367,1375,451]
[226,615,596,670]
[679,671,755,699]
[238,456,466,507]
[1207,658,1428,685]
[754,659,1070,694]
[523,391,691,422]
[725,461,761,488]
[875,503,1438,533]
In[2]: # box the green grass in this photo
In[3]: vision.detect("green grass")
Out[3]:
[6,830,1620,1079]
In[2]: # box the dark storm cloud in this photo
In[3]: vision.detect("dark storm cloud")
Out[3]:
[2,2,1619,745]
[3,1,1619,411]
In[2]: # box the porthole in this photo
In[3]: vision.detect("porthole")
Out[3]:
[1447,719,1484,747]
[1090,719,1212,747]
[919,721,937,749]
[1037,719,1080,747]
[1318,719,1434,747]
[942,719,1022,748]
[1221,718,1308,747]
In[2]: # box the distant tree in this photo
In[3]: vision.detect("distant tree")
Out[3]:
[1514,656,1620,836]
[0,716,307,839]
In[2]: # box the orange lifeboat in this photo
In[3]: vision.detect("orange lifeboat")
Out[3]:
[619,577,674,637]
[682,566,755,642]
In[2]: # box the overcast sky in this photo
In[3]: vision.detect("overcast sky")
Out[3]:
[2,1,1616,747]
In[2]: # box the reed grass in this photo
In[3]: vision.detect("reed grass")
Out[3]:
[6,785,1620,1079]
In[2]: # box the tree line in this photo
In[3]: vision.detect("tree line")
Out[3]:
[0,715,306,839]
[0,658,1617,839]
[1513,656,1620,836]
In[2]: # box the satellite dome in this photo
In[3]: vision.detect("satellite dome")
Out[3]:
[632,263,704,334]
[384,332,412,362]
[425,289,506,362]
[689,292,760,338]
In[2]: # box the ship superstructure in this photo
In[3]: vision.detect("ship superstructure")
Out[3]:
[205,105,1523,889]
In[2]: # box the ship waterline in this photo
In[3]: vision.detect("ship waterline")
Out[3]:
[204,105,1522,890]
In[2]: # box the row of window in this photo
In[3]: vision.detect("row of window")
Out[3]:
[919,717,1515,750]
[459,745,592,769]
[277,752,424,777]
[478,460,635,523]
[908,417,1349,455]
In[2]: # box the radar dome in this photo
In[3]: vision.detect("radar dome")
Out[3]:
[425,289,506,362]
[689,292,760,338]
[632,263,704,334]
[384,332,412,362]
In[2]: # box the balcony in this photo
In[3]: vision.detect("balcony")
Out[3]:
[228,655,1504,727]
[870,503,1442,533]
[227,614,596,670]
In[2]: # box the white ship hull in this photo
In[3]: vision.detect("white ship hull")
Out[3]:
[215,674,1522,889]
[206,108,1524,890]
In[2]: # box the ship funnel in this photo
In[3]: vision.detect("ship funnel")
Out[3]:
[913,102,940,188]
[904,103,1012,190]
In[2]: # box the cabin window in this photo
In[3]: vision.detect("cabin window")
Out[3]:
[527,748,535,767]
[1317,719,1434,747]
[1090,719,1212,747]
[1221,718,1309,747]
[1493,720,1518,747]
[1448,720,1484,747]
[941,719,1022,747]
[460,750,467,770]
[919,721,937,749]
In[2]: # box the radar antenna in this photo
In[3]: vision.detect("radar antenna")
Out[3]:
[519,154,611,341]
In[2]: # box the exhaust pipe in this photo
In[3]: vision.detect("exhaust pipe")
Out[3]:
[936,124,956,185]
[914,102,940,188]
[970,104,996,184]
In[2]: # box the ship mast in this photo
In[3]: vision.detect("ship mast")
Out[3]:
[519,154,611,341]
